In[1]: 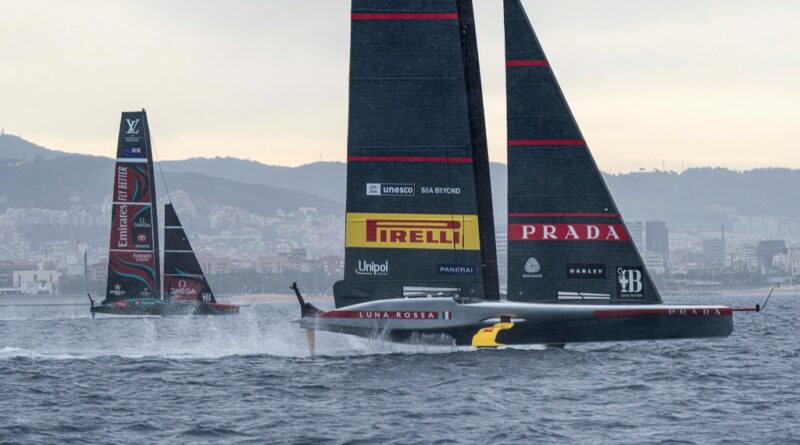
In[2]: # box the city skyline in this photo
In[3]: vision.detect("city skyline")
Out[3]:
[1,0,798,171]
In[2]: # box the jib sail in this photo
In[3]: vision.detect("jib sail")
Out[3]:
[334,0,495,307]
[504,0,660,304]
[163,203,216,303]
[104,111,161,303]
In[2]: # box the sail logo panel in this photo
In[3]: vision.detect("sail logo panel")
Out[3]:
[346,213,480,251]
[113,163,152,203]
[508,223,629,242]
[164,275,212,302]
[109,204,154,251]
[108,251,157,297]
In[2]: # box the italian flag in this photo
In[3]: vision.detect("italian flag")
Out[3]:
[440,311,452,320]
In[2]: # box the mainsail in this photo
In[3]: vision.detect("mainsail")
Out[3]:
[104,111,161,303]
[334,0,496,307]
[504,0,660,304]
[163,203,216,303]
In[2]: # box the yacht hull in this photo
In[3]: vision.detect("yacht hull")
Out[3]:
[91,298,239,317]
[297,297,733,346]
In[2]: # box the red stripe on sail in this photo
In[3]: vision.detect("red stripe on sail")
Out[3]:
[508,139,585,146]
[509,213,621,218]
[594,308,733,318]
[352,13,458,20]
[506,60,550,67]
[348,156,472,164]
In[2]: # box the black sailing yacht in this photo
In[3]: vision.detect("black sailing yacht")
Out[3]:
[296,0,757,347]
[90,110,238,316]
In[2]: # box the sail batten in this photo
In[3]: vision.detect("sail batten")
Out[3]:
[504,0,661,304]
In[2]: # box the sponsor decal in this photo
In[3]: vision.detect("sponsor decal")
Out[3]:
[366,183,415,197]
[110,204,153,250]
[166,276,206,301]
[133,217,151,229]
[355,260,389,276]
[125,119,140,135]
[109,251,157,291]
[567,263,607,279]
[437,264,476,275]
[123,118,143,143]
[110,283,125,297]
[121,146,143,158]
[617,266,644,299]
[594,307,731,318]
[346,213,480,250]
[508,224,629,242]
[522,257,542,279]
[321,310,453,320]
[421,186,461,195]
[113,163,151,202]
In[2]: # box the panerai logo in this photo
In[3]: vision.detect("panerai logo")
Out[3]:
[355,260,389,276]
[125,119,140,135]
[366,183,415,197]
[522,257,542,279]
[617,266,644,298]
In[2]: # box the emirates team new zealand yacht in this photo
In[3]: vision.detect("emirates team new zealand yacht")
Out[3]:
[90,110,238,316]
[295,0,758,348]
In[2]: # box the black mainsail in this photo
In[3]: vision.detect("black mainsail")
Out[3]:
[504,0,660,304]
[103,111,161,303]
[333,0,496,307]
[163,203,216,303]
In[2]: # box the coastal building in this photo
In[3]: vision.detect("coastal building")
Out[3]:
[645,221,669,260]
[702,238,726,267]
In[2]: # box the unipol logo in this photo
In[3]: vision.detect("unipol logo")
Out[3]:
[617,266,644,298]
[355,260,389,276]
[125,119,140,135]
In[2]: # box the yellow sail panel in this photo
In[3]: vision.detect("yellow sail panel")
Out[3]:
[346,213,480,250]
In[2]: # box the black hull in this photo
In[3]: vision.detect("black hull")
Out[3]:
[298,298,735,347]
[385,315,733,346]
[91,299,239,317]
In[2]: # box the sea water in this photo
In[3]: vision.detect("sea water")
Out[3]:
[0,295,798,444]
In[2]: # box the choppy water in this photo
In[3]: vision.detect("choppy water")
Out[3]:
[1,294,798,444]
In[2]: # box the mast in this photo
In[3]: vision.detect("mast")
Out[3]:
[457,0,499,300]
[503,0,661,304]
[142,111,162,299]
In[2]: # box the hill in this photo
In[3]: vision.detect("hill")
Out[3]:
[2,135,799,231]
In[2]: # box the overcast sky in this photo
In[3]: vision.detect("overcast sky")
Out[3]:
[1,0,798,172]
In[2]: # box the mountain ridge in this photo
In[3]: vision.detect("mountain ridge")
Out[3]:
[3,134,799,230]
